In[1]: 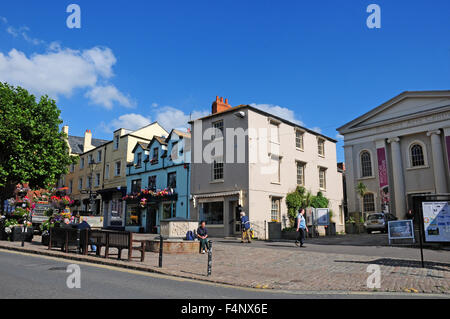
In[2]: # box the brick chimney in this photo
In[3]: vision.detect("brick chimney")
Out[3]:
[83,129,93,153]
[212,96,232,114]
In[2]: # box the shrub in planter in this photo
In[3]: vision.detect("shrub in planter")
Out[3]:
[10,227,33,242]
[41,231,50,246]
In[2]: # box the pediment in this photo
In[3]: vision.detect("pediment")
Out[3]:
[338,91,450,133]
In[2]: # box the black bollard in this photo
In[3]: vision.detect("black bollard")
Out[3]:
[158,235,163,268]
[207,240,212,276]
[21,226,25,247]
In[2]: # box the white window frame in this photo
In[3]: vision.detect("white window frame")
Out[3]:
[270,197,281,222]
[95,173,101,187]
[295,129,304,150]
[317,138,325,157]
[363,192,376,213]
[115,161,121,176]
[296,161,306,186]
[212,120,224,140]
[212,157,224,181]
[358,149,375,179]
[319,167,327,190]
[407,140,428,169]
[105,164,110,179]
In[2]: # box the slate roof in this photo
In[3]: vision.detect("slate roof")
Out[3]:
[68,136,109,155]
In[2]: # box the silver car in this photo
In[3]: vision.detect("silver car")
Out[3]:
[364,213,398,233]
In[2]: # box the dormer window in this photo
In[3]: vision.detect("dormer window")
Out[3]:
[151,148,159,164]
[136,153,142,167]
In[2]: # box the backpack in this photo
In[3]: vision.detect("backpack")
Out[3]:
[186,230,195,241]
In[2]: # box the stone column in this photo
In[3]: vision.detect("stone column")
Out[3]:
[343,145,357,213]
[387,137,407,219]
[427,130,448,194]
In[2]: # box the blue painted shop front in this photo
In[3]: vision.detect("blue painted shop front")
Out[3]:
[124,130,191,233]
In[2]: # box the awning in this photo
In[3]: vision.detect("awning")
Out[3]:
[193,190,243,207]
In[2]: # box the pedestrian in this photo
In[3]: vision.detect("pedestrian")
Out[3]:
[76,220,96,253]
[240,212,252,243]
[406,209,414,221]
[295,208,309,248]
[197,220,210,254]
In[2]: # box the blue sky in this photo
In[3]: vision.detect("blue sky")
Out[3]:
[0,0,449,162]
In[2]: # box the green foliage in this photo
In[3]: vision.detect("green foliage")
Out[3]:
[285,186,330,226]
[5,219,18,228]
[310,191,329,209]
[0,83,75,202]
[355,182,368,198]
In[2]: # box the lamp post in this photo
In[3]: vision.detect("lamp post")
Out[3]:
[81,160,98,215]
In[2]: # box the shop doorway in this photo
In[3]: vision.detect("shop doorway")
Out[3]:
[228,200,240,236]
[146,205,158,234]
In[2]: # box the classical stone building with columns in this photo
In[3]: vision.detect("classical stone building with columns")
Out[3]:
[337,91,450,220]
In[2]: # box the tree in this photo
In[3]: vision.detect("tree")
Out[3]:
[286,187,330,226]
[0,83,75,211]
[310,191,329,209]
[355,182,368,218]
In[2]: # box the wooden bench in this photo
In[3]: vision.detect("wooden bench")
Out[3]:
[90,230,146,262]
[49,227,89,254]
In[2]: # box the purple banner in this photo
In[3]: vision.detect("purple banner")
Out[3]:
[446,136,450,171]
[377,147,390,213]
[377,148,388,188]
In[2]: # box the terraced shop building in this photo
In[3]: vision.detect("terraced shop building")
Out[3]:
[60,123,168,227]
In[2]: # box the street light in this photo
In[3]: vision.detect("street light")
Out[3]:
[81,160,98,215]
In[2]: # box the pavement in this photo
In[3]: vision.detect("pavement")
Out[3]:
[0,234,449,296]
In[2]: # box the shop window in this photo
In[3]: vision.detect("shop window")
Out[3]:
[162,202,176,220]
[200,201,224,225]
[126,205,141,226]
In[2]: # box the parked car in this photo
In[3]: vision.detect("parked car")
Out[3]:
[364,213,398,233]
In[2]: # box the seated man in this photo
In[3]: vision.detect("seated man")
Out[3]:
[76,220,97,253]
[197,221,210,254]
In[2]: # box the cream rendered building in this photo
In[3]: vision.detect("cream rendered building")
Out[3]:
[62,123,168,227]
[337,91,450,220]
[190,97,344,237]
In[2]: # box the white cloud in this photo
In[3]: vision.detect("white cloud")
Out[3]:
[101,106,209,134]
[336,133,344,140]
[5,24,43,45]
[0,16,7,24]
[0,46,132,108]
[85,85,134,110]
[311,127,322,134]
[100,113,151,133]
[250,103,304,126]
[155,107,209,131]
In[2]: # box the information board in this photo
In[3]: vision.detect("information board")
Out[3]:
[422,202,450,243]
[315,208,330,226]
[388,220,414,244]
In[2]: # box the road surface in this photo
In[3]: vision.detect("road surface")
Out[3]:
[1,250,447,299]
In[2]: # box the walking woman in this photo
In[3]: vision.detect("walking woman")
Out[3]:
[295,208,309,248]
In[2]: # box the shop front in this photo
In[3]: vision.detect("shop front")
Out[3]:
[123,191,178,233]
[192,191,243,237]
